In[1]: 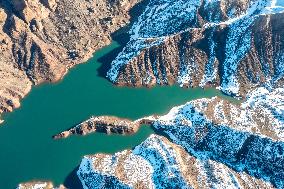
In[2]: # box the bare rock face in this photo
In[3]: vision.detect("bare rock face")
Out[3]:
[0,0,140,123]
[10,0,52,23]
[53,115,157,139]
[107,0,284,97]
[0,8,32,123]
[77,135,275,189]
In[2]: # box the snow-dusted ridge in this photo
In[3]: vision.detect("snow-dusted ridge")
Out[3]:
[107,0,284,96]
[157,86,284,141]
[77,135,276,189]
[153,87,284,187]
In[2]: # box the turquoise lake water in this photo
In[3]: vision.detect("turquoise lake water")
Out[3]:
[0,40,236,188]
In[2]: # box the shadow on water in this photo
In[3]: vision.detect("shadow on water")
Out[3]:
[96,28,130,78]
[128,0,150,23]
[63,166,83,189]
[96,0,150,79]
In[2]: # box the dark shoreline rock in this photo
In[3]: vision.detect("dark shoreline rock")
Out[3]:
[53,115,158,139]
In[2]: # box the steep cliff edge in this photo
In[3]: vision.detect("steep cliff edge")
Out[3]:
[107,0,284,97]
[0,0,140,123]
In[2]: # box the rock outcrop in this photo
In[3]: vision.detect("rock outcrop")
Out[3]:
[53,115,157,139]
[107,0,284,97]
[0,0,140,123]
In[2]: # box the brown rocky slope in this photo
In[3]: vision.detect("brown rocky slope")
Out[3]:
[0,0,141,123]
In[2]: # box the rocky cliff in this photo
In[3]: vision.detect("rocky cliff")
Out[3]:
[0,0,140,123]
[152,87,284,188]
[107,0,284,97]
